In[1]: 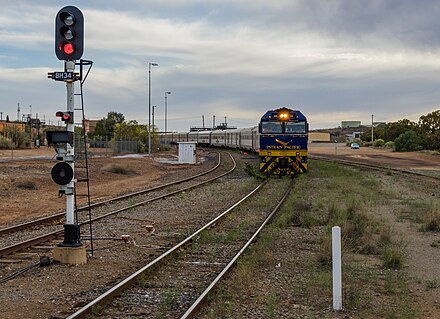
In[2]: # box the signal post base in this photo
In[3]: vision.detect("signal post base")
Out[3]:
[53,245,87,265]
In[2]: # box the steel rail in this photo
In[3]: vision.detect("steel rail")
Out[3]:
[0,153,222,236]
[180,179,294,319]
[66,176,265,319]
[310,155,440,180]
[0,152,234,258]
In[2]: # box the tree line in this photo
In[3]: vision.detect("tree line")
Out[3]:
[88,111,159,152]
[360,110,440,151]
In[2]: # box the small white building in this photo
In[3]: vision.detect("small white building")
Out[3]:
[346,132,362,141]
[178,142,196,164]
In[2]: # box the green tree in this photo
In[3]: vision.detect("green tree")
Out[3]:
[114,120,146,140]
[383,119,417,142]
[418,110,440,150]
[419,110,440,134]
[92,111,125,139]
[361,126,385,142]
[113,120,152,152]
[394,130,424,152]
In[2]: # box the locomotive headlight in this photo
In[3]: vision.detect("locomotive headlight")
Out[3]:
[279,112,289,120]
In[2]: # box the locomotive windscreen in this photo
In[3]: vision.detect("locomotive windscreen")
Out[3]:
[261,121,306,134]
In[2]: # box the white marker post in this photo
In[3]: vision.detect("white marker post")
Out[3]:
[332,226,342,311]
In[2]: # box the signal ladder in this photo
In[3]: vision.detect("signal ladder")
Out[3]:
[73,59,94,255]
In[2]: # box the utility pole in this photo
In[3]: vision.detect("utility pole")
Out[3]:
[213,115,216,129]
[148,62,158,155]
[202,115,205,129]
[152,105,156,132]
[371,114,374,143]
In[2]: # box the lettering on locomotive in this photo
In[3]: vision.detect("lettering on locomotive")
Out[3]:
[266,145,301,150]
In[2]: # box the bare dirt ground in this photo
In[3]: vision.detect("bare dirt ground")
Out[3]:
[309,142,440,172]
[0,147,197,226]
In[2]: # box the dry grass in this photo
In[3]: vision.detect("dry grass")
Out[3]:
[14,179,39,190]
[101,163,137,175]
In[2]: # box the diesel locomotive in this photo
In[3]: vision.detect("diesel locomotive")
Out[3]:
[159,107,308,176]
[258,107,308,175]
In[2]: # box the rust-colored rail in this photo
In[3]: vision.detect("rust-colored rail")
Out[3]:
[66,175,265,319]
[181,179,294,318]
[0,153,222,236]
[0,152,235,258]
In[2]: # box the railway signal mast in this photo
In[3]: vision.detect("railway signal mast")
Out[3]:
[48,6,86,264]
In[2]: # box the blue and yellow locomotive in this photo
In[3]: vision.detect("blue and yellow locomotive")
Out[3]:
[259,107,308,175]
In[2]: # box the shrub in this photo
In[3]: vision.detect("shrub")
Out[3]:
[373,139,385,147]
[0,135,13,149]
[384,141,395,149]
[15,179,39,190]
[382,247,403,270]
[101,164,136,175]
[420,212,440,232]
[244,162,266,181]
[394,131,424,152]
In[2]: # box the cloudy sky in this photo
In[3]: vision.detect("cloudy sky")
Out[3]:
[1,0,440,131]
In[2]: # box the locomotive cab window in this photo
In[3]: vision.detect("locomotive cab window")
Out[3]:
[285,122,306,134]
[261,121,283,133]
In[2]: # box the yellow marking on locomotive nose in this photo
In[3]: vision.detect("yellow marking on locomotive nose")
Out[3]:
[275,138,291,146]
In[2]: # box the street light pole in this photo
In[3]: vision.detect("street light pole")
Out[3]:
[148,62,158,156]
[164,91,171,133]
[152,105,156,133]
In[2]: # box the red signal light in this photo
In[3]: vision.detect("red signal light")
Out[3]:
[56,111,73,124]
[59,42,75,55]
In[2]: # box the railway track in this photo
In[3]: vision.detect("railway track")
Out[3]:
[66,178,294,318]
[310,155,440,180]
[0,152,235,259]
[0,152,222,236]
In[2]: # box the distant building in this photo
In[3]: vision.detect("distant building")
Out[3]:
[0,121,26,137]
[346,131,362,141]
[341,121,361,128]
[309,132,331,142]
[83,119,100,135]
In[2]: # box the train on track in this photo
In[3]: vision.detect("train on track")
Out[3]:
[159,107,308,176]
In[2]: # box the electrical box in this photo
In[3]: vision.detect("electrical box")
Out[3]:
[178,142,196,164]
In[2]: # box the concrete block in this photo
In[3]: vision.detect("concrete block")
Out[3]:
[53,245,87,265]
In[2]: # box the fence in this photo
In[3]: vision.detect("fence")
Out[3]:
[75,136,144,159]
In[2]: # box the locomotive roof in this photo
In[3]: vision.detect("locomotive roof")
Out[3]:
[260,107,307,122]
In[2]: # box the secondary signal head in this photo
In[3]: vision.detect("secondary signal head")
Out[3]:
[56,111,73,124]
